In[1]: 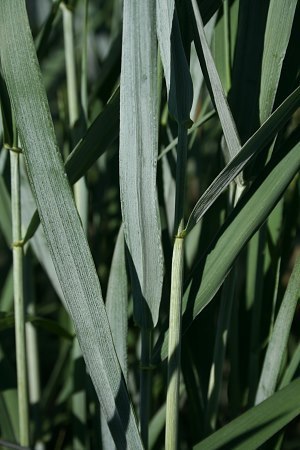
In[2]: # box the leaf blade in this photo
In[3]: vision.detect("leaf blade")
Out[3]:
[255,254,300,405]
[120,0,164,328]
[185,85,300,234]
[194,378,300,450]
[191,0,241,160]
[0,1,142,447]
[154,139,300,363]
[259,0,298,122]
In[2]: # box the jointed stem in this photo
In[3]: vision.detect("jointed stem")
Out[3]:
[10,145,29,447]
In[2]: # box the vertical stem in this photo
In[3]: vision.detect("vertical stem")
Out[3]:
[174,127,188,235]
[165,235,184,450]
[165,126,188,450]
[81,0,89,123]
[223,0,231,92]
[140,329,152,449]
[62,1,88,233]
[10,144,29,447]
[62,2,79,127]
[62,5,87,449]
[24,252,45,450]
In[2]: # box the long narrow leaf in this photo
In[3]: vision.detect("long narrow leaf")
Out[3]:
[154,139,300,363]
[280,342,300,389]
[259,0,298,122]
[156,0,220,103]
[0,1,142,447]
[156,0,174,97]
[120,0,163,328]
[22,89,120,244]
[20,162,64,302]
[191,0,241,160]
[102,226,128,449]
[194,378,300,450]
[255,254,300,405]
[106,225,128,379]
[185,85,300,234]
[65,88,120,185]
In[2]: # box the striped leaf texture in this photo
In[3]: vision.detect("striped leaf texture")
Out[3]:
[0,1,142,447]
[120,0,164,328]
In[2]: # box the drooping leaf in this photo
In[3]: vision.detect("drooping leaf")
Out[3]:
[0,1,142,447]
[120,0,164,328]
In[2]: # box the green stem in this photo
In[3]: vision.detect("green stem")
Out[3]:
[140,328,152,449]
[10,144,29,447]
[223,0,231,92]
[62,2,79,127]
[165,236,184,450]
[62,1,88,234]
[165,125,188,449]
[24,252,44,448]
[81,0,89,123]
[62,5,87,449]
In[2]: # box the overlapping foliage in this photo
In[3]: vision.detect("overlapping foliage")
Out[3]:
[0,0,299,449]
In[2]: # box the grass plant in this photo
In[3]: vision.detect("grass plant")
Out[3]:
[0,0,299,449]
